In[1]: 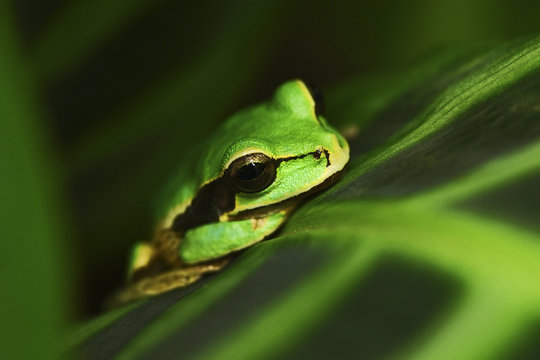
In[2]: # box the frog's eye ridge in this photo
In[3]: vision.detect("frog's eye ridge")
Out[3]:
[305,82,325,115]
[227,153,276,193]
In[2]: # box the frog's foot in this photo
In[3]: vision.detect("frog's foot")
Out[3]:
[128,237,182,282]
[127,241,160,281]
[110,257,229,307]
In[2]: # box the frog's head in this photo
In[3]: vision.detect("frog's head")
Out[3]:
[158,80,350,264]
[162,80,349,229]
[201,79,350,216]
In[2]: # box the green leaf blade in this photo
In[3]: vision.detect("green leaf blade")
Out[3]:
[71,34,540,359]
[0,5,72,359]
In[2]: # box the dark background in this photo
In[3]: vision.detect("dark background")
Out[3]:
[10,0,540,318]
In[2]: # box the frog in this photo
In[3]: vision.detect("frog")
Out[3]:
[114,80,350,305]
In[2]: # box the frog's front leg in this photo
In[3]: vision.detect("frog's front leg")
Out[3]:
[127,241,163,281]
[127,229,189,281]
[112,236,228,306]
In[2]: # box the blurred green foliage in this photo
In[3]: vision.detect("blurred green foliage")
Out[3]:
[2,0,540,359]
[0,4,71,359]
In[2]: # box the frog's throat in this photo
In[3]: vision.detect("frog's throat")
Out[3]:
[168,149,336,234]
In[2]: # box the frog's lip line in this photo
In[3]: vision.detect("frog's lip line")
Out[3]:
[197,145,335,197]
[230,134,349,214]
[284,149,325,162]
[226,147,338,215]
[275,148,331,167]
[165,135,349,230]
[161,148,328,230]
[225,169,345,222]
[223,145,328,174]
[167,145,346,233]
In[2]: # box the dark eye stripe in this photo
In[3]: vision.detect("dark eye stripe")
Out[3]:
[276,148,331,167]
[171,149,330,232]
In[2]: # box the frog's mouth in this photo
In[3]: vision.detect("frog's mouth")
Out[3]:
[169,151,344,234]
[226,169,344,222]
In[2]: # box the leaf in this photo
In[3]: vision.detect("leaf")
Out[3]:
[30,0,165,82]
[69,34,540,359]
[0,5,71,359]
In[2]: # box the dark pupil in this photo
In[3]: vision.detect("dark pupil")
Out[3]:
[236,162,265,180]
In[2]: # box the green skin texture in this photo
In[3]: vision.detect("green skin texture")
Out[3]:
[155,80,350,264]
[181,212,286,263]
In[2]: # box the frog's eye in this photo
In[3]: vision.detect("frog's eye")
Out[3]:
[305,82,325,115]
[226,153,276,193]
